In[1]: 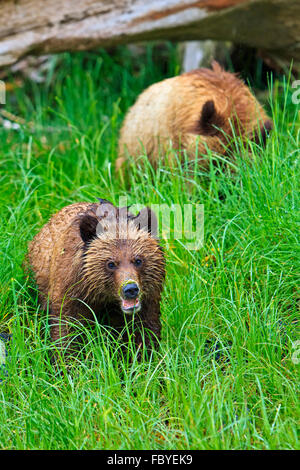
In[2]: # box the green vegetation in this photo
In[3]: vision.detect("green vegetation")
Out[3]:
[0,44,299,449]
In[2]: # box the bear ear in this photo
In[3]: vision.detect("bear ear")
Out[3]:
[132,207,158,238]
[79,214,102,243]
[191,100,224,136]
[253,119,273,146]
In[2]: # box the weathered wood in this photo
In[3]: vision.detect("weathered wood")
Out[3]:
[0,0,299,69]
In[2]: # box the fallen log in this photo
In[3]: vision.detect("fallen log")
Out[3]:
[0,0,299,70]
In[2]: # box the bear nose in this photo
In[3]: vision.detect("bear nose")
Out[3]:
[122,283,139,299]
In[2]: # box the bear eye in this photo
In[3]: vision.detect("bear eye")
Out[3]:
[134,258,142,267]
[107,261,117,270]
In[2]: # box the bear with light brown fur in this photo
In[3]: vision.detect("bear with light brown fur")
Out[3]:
[117,62,272,174]
[27,199,165,355]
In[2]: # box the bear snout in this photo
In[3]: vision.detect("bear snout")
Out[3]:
[122,282,139,299]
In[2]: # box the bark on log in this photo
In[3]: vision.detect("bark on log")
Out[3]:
[0,0,299,70]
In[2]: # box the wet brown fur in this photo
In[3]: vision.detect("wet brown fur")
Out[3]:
[27,201,165,355]
[117,61,272,174]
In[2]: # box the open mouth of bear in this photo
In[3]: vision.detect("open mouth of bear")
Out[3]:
[121,297,141,314]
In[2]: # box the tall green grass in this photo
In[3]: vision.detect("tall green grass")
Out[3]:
[0,44,299,449]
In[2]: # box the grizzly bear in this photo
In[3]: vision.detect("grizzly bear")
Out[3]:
[117,61,272,174]
[27,199,165,356]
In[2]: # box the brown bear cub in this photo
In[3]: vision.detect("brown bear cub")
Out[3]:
[27,199,165,356]
[117,61,272,173]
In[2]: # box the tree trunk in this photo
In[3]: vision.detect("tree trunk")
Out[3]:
[0,0,299,70]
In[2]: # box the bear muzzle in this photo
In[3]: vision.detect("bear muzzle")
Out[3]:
[120,280,141,314]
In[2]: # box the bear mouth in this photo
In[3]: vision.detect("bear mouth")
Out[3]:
[121,298,141,314]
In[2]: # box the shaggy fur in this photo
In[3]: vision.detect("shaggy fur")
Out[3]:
[117,61,272,173]
[27,200,165,355]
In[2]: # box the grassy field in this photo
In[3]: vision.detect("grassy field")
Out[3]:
[0,44,299,450]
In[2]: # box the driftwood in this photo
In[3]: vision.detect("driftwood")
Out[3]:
[0,0,299,70]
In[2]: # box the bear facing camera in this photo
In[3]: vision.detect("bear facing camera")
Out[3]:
[27,199,165,357]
